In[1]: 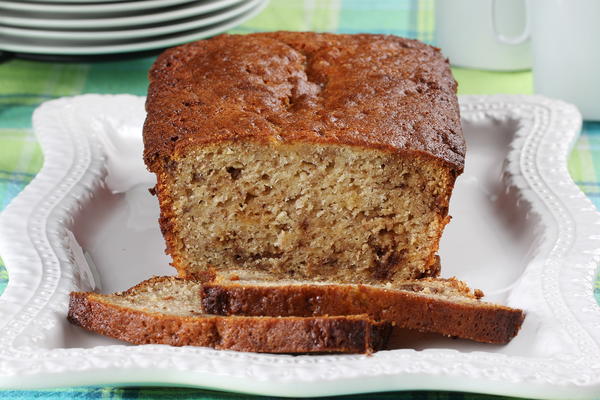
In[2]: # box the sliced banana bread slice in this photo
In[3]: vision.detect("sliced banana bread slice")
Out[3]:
[67,276,391,354]
[201,271,525,344]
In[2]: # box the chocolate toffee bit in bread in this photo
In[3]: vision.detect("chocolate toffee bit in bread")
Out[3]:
[67,277,391,354]
[143,32,465,283]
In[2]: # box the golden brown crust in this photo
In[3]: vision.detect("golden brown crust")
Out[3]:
[143,32,464,173]
[67,277,391,354]
[201,281,525,344]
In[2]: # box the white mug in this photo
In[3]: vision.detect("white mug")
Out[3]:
[435,0,532,71]
[495,0,600,120]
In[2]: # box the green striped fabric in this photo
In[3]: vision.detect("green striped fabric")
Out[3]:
[0,0,597,398]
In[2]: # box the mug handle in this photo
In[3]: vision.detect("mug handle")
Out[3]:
[491,0,530,45]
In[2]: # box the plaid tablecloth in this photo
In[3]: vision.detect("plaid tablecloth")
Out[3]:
[0,0,598,398]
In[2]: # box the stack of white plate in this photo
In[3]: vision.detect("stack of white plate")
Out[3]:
[0,0,267,59]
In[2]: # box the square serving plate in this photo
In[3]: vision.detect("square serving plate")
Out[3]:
[0,94,599,399]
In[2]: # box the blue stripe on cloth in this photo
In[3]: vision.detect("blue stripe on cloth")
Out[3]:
[0,387,531,399]
[583,121,600,133]
[575,181,600,186]
[0,260,6,295]
[339,0,428,41]
[0,170,36,178]
[0,180,29,210]
[0,106,40,129]
[0,177,34,184]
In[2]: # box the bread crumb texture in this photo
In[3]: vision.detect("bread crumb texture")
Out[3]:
[164,143,453,282]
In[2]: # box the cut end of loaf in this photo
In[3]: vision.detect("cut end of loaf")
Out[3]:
[158,141,456,283]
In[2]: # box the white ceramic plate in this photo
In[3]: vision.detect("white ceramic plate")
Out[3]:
[0,0,262,42]
[0,0,196,14]
[0,94,599,399]
[0,0,244,29]
[0,0,266,55]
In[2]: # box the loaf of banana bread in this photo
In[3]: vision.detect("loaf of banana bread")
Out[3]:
[143,32,465,283]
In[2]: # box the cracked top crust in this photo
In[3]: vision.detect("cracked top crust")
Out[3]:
[143,32,465,172]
